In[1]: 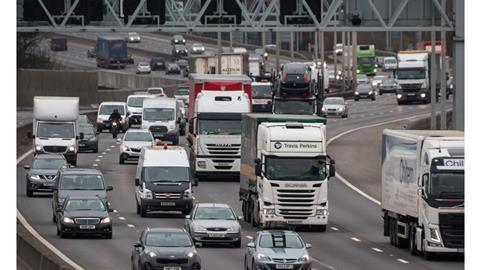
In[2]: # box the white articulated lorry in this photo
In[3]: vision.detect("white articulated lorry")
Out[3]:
[189,91,250,180]
[30,96,81,165]
[381,129,464,259]
[240,114,336,231]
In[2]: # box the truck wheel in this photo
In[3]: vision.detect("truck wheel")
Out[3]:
[251,202,260,227]
[389,218,396,246]
[409,225,419,255]
[136,200,140,214]
[316,225,327,232]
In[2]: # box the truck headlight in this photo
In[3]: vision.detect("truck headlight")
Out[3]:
[63,217,74,224]
[297,254,310,263]
[316,209,328,216]
[68,145,75,152]
[197,161,206,168]
[397,94,403,99]
[420,93,427,98]
[263,209,275,215]
[141,188,153,199]
[354,91,359,95]
[368,91,373,95]
[35,145,42,151]
[429,227,441,243]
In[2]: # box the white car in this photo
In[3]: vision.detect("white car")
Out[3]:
[356,74,369,84]
[146,87,165,97]
[383,57,398,71]
[136,62,151,74]
[321,97,348,118]
[126,32,141,43]
[190,43,205,54]
[174,87,189,105]
[119,129,154,164]
[371,75,387,88]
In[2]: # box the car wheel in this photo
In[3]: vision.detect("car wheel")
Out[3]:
[59,230,66,239]
[379,91,383,95]
[140,204,147,217]
[52,213,57,223]
[120,156,125,164]
[136,201,140,214]
[26,185,33,197]
[341,114,347,119]
[244,256,249,270]
[192,263,201,270]
[105,232,112,239]
[93,147,98,153]
[234,239,241,248]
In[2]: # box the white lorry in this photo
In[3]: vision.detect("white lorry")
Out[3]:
[31,96,81,165]
[188,91,250,180]
[239,114,335,231]
[395,51,430,104]
[382,129,464,259]
[141,98,181,145]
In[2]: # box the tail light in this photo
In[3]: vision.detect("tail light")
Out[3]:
[304,73,309,82]
[281,73,287,82]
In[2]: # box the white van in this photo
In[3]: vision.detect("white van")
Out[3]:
[141,98,181,145]
[96,101,129,132]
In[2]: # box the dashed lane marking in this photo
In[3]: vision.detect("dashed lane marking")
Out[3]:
[245,235,253,240]
[95,159,100,162]
[397,259,409,264]
[118,217,126,220]
[127,224,135,228]
[97,155,103,158]
[371,248,383,253]
[350,237,361,242]
[330,227,339,231]
[92,164,98,167]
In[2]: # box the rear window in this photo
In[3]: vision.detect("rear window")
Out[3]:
[286,74,305,83]
[99,104,125,115]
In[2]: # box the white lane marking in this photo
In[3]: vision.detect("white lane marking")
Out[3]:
[92,164,98,167]
[350,237,361,242]
[246,235,253,240]
[330,227,339,231]
[97,155,103,158]
[327,112,431,205]
[110,145,115,148]
[118,217,126,220]
[95,159,101,162]
[113,209,118,213]
[127,224,135,228]
[106,149,111,152]
[311,258,337,270]
[371,248,383,253]
[397,259,409,264]
[102,152,106,154]
[17,152,84,270]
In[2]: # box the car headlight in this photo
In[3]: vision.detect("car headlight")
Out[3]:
[338,107,344,112]
[356,69,360,73]
[226,226,239,233]
[63,217,74,224]
[176,50,179,53]
[187,251,196,258]
[183,189,192,199]
[316,209,327,216]
[68,145,75,152]
[256,253,271,262]
[375,64,378,68]
[35,145,42,151]
[421,82,427,89]
[374,68,377,73]
[420,93,427,98]
[174,39,178,42]
[297,254,310,263]
[121,145,129,152]
[100,217,111,224]
[197,161,206,168]
[194,225,207,232]
[30,175,41,181]
[397,94,403,99]
[354,91,359,95]
[321,107,326,112]
[141,188,153,199]
[145,249,157,258]
[368,91,373,95]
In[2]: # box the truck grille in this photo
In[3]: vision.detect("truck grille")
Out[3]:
[206,144,240,156]
[74,218,100,225]
[400,83,422,92]
[211,159,235,170]
[43,146,67,153]
[439,213,464,248]
[149,126,168,133]
[275,189,316,218]
[154,192,182,199]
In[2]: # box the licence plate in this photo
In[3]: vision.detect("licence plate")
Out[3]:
[276,264,293,269]
[79,144,85,147]
[217,163,230,166]
[208,233,225,238]
[161,202,175,206]
[287,220,303,224]
[164,267,181,270]
[407,93,416,96]
[79,225,95,229]
[253,99,269,105]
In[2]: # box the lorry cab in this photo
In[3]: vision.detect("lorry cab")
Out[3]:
[135,145,197,217]
[96,101,129,132]
[141,98,180,145]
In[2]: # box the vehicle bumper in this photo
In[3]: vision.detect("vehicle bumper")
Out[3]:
[60,223,112,235]
[254,261,311,270]
[192,231,241,243]
[396,91,429,101]
[261,209,329,226]
[322,110,345,117]
[424,242,464,254]
[120,150,141,160]
[141,198,193,212]
[195,157,240,176]
[379,87,397,93]
[354,94,375,99]
[27,180,55,192]
[78,140,97,151]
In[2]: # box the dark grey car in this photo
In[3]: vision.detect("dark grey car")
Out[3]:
[52,168,113,223]
[24,154,67,197]
[78,124,99,153]
[131,228,202,270]
[185,203,242,247]
[354,83,376,101]
[378,78,398,95]
[245,230,313,270]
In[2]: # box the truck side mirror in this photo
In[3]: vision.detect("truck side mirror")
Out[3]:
[133,241,142,248]
[193,178,199,187]
[23,165,31,170]
[27,132,33,139]
[254,158,262,177]
[79,132,84,140]
[106,185,113,191]
[135,178,140,186]
[329,160,336,178]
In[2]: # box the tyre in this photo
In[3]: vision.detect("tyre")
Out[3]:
[26,185,33,197]
[341,114,347,119]
[409,225,419,255]
[251,202,260,227]
[397,101,404,105]
[316,225,327,232]
[379,91,383,95]
[97,128,102,133]
[136,200,140,214]
[52,213,57,223]
[105,232,113,239]
[140,204,147,217]
[120,156,125,164]
[192,263,201,270]
[93,145,99,153]
[59,230,66,239]
[233,239,241,248]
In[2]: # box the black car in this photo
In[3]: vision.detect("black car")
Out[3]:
[87,46,96,58]
[131,228,202,270]
[78,124,99,153]
[171,34,186,45]
[172,44,188,59]
[50,37,67,51]
[56,196,112,239]
[24,154,67,197]
[150,57,166,71]
[278,63,314,97]
[52,168,113,223]
[166,63,181,75]
[354,83,376,101]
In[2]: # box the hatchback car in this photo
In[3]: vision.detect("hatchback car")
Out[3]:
[136,62,151,74]
[378,78,398,95]
[150,57,166,71]
[171,34,186,45]
[56,196,112,239]
[131,228,201,270]
[172,44,188,59]
[146,87,165,97]
[166,63,181,75]
[354,83,376,101]
[126,32,141,43]
[185,203,242,247]
[356,74,369,84]
[24,154,67,197]
[245,230,312,270]
[190,43,205,54]
[321,97,348,118]
[119,129,154,164]
[78,124,99,153]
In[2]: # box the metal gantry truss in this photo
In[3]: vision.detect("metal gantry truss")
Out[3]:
[17,0,456,33]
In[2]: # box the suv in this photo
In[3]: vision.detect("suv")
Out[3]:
[135,145,197,217]
[172,44,188,59]
[24,154,67,197]
[56,196,113,239]
[277,63,314,98]
[96,101,129,133]
[150,57,166,71]
[52,168,113,222]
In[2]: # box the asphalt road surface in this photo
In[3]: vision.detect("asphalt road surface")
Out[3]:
[16,94,462,270]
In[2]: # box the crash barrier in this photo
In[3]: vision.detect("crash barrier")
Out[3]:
[406,110,453,130]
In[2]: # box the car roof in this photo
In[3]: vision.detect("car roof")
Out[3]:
[100,101,126,106]
[196,203,231,208]
[146,227,186,233]
[325,97,344,100]
[258,230,299,236]
[33,153,67,160]
[59,168,103,175]
[125,129,151,134]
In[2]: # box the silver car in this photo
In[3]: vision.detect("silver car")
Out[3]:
[190,43,205,54]
[126,32,141,43]
[119,129,154,164]
[136,62,151,74]
[245,230,312,270]
[321,97,348,118]
[185,203,242,247]
[356,74,369,84]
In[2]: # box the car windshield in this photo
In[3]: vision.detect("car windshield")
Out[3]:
[65,199,106,212]
[373,76,386,81]
[273,100,315,115]
[358,56,375,65]
[198,119,241,135]
[323,98,344,105]
[397,68,426,79]
[37,122,75,138]
[385,59,397,64]
[143,108,175,121]
[382,79,396,84]
[79,125,95,135]
[252,84,272,98]
[428,172,464,199]
[143,167,190,182]
[59,174,105,190]
[128,97,147,108]
[357,85,373,92]
[145,232,192,247]
[99,104,125,115]
[194,207,236,220]
[33,158,66,169]
[124,132,153,142]
[265,156,327,180]
[259,234,303,248]
[147,89,164,95]
[175,89,189,96]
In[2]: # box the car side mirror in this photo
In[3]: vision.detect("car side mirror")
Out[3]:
[106,186,113,191]
[79,132,84,140]
[135,178,140,186]
[27,132,34,139]
[305,243,312,249]
[24,165,31,170]
[247,242,255,248]
[254,158,262,177]
[237,216,243,220]
[133,241,142,248]
[329,159,336,178]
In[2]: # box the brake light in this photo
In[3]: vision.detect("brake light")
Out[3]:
[281,73,287,82]
[304,73,309,82]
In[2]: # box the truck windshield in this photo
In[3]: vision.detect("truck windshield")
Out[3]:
[127,97,147,108]
[265,156,327,180]
[273,100,315,115]
[397,68,426,79]
[143,167,190,182]
[198,119,241,135]
[358,57,375,65]
[428,172,464,199]
[252,85,272,98]
[37,122,75,138]
[99,105,125,115]
[143,108,175,121]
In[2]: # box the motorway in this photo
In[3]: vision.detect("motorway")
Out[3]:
[17,93,463,270]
